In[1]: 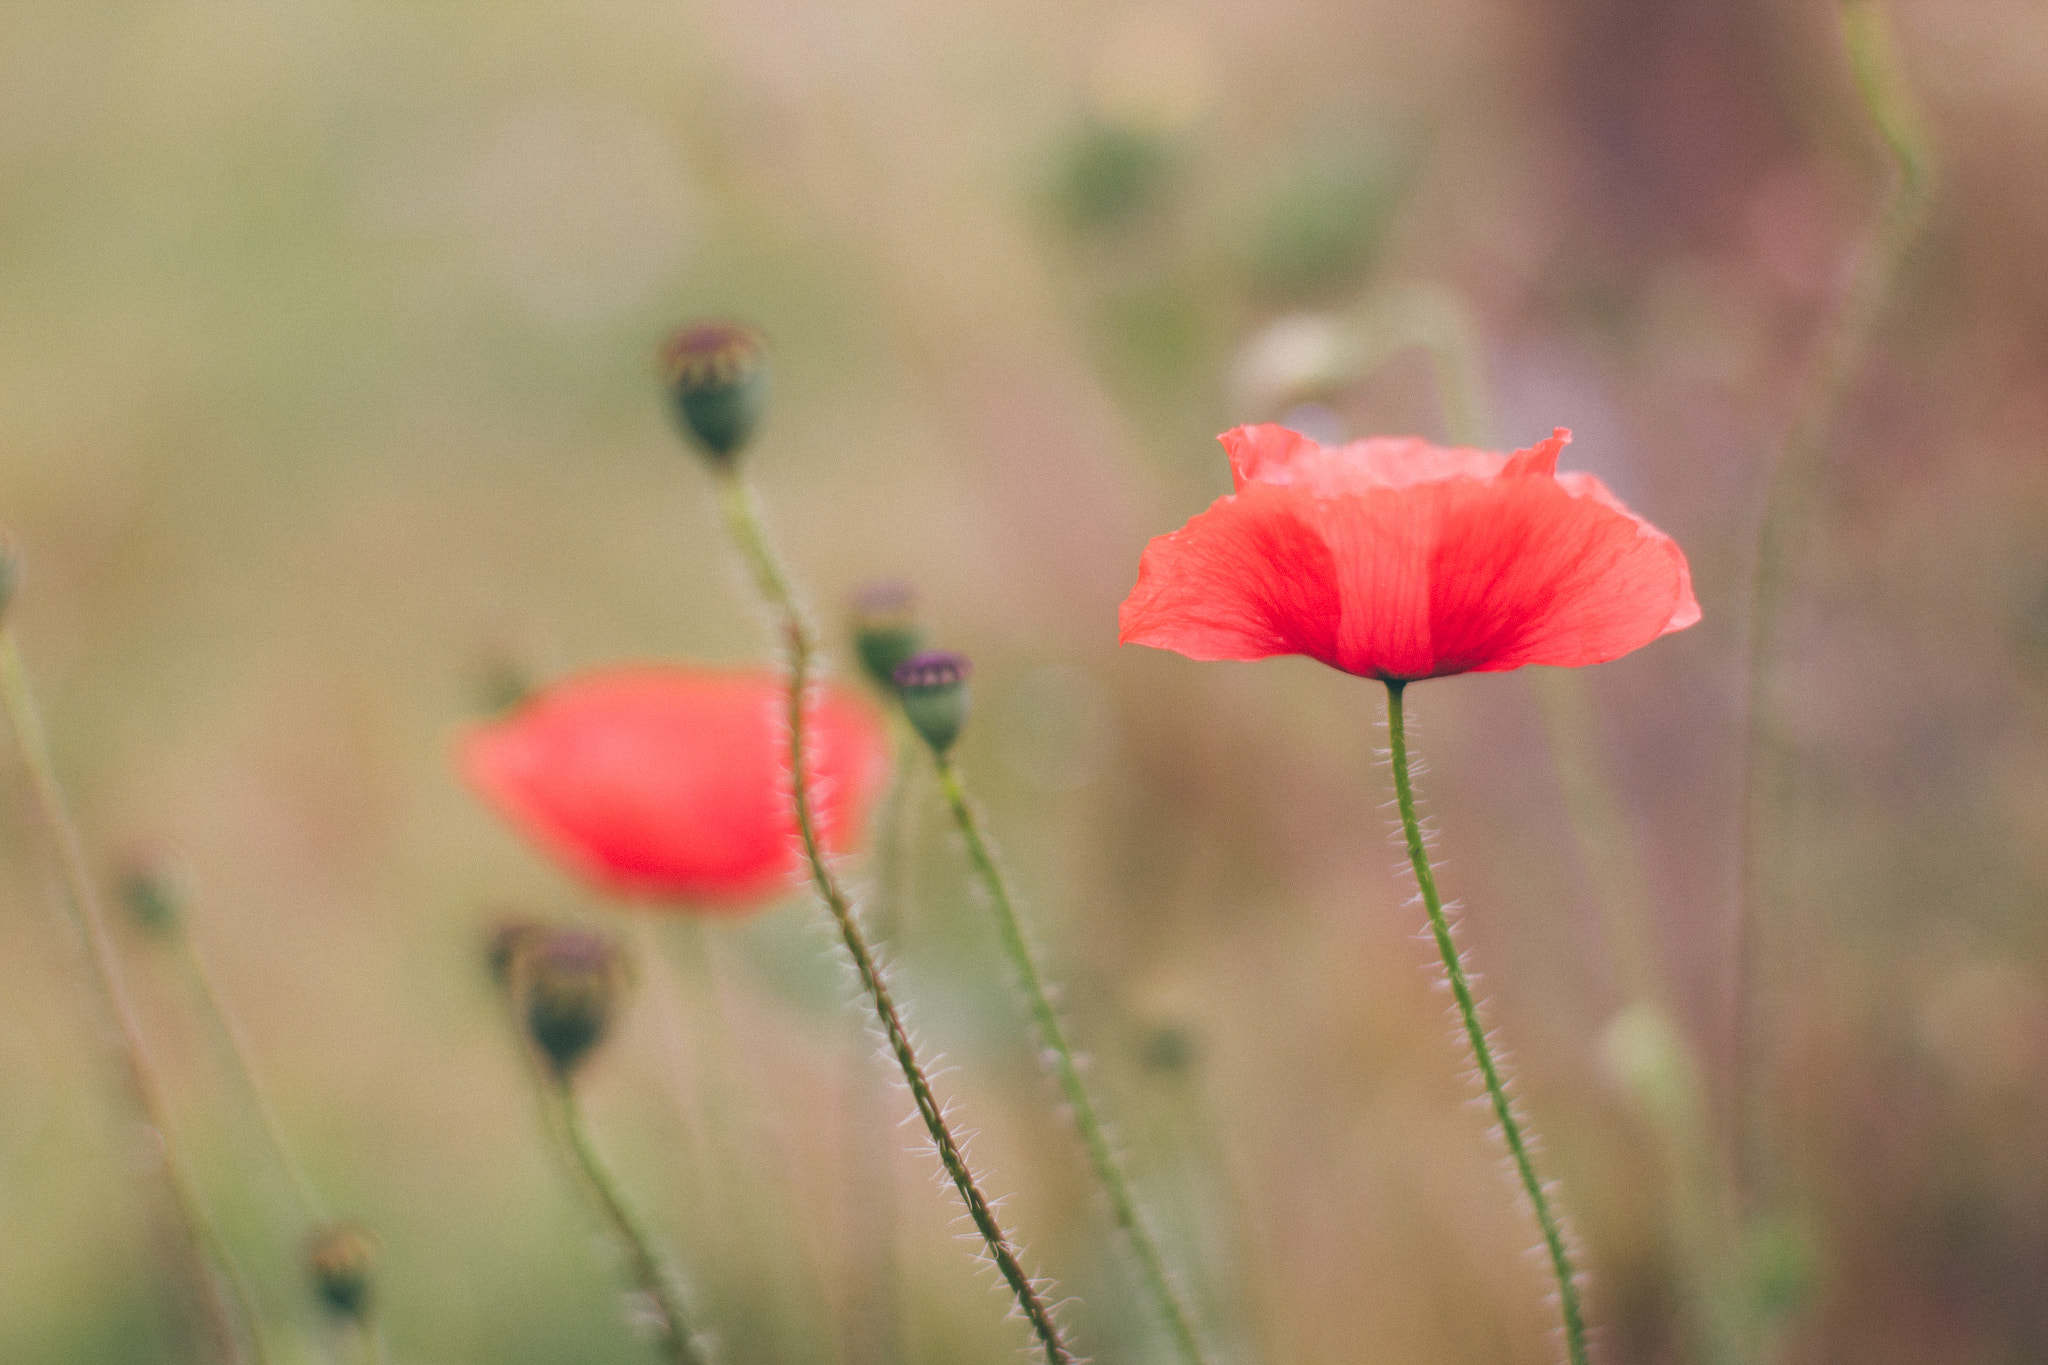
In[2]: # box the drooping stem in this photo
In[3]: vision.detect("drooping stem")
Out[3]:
[1384,680,1589,1365]
[1734,0,1932,1207]
[932,754,1212,1365]
[0,629,265,1365]
[547,1074,711,1365]
[711,468,1075,1365]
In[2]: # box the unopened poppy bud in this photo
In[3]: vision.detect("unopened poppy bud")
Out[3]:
[892,651,972,755]
[116,861,182,936]
[517,927,628,1078]
[661,320,769,463]
[306,1223,377,1320]
[850,581,924,694]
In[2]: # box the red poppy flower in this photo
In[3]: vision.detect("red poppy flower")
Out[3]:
[461,667,888,909]
[1119,425,1699,679]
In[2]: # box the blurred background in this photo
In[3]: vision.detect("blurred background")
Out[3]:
[3,0,2046,1361]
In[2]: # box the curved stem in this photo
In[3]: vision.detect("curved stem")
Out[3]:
[0,629,264,1365]
[1734,0,1933,1209]
[933,755,1212,1365]
[1384,680,1589,1365]
[551,1076,711,1365]
[712,469,1075,1365]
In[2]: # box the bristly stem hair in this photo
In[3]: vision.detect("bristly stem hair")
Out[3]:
[1734,0,1933,1209]
[931,752,1213,1365]
[1384,679,1589,1365]
[0,628,265,1365]
[710,468,1076,1365]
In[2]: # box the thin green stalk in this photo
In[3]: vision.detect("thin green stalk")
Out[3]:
[181,929,401,1365]
[1382,266,1740,1364]
[548,1075,711,1365]
[1734,0,1933,1208]
[842,732,917,1365]
[1384,680,1588,1365]
[0,628,265,1365]
[711,468,1075,1365]
[181,933,328,1224]
[933,754,1211,1365]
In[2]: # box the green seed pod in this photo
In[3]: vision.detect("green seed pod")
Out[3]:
[516,927,628,1078]
[660,320,769,463]
[306,1223,377,1321]
[850,582,925,694]
[893,651,972,756]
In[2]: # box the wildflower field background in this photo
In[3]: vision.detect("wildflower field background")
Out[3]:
[3,1,2047,1362]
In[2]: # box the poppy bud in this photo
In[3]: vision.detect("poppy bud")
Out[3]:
[850,581,924,694]
[516,927,628,1078]
[661,320,769,463]
[892,651,972,756]
[116,860,183,936]
[306,1223,377,1320]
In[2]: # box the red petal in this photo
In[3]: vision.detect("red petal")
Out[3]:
[1118,483,1342,666]
[1222,425,1510,494]
[460,668,887,909]
[1418,471,1697,675]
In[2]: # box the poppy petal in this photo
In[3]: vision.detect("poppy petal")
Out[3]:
[1119,484,1342,666]
[461,668,887,909]
[1420,473,1697,675]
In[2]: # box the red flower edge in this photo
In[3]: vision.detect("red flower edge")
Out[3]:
[460,666,888,910]
[1119,425,1699,680]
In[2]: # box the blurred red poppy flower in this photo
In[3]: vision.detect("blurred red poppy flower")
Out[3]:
[1119,425,1699,680]
[461,667,888,909]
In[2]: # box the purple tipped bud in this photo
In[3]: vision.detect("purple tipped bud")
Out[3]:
[660,320,769,463]
[850,581,925,694]
[892,650,972,755]
[510,927,629,1079]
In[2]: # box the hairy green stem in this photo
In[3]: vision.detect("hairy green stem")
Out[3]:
[711,469,1075,1365]
[0,629,265,1365]
[1379,257,1742,1365]
[547,1075,711,1365]
[1734,0,1933,1209]
[1385,680,1588,1365]
[933,754,1212,1365]
[842,733,917,1365]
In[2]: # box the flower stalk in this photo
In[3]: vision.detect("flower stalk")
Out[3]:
[167,892,400,1363]
[1384,679,1589,1365]
[841,726,919,1365]
[709,467,1075,1365]
[503,926,711,1365]
[931,751,1212,1365]
[548,1074,711,1365]
[0,628,265,1365]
